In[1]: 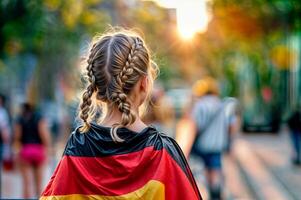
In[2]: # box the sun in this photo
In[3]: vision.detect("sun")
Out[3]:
[154,0,211,40]
[177,14,202,40]
[178,23,198,40]
[176,1,210,40]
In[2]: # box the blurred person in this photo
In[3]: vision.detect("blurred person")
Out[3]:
[141,86,163,127]
[224,98,240,154]
[0,94,10,148]
[14,103,51,198]
[287,105,301,166]
[0,94,10,197]
[175,95,195,158]
[41,30,202,200]
[142,86,175,136]
[0,94,10,160]
[0,94,15,175]
[189,77,236,200]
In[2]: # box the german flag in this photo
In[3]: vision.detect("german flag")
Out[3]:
[41,123,202,200]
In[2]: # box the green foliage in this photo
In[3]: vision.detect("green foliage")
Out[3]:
[0,0,110,101]
[0,0,300,106]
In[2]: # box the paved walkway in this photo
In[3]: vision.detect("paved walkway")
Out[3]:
[244,133,301,200]
[189,132,301,200]
[1,144,64,199]
[1,160,54,199]
[1,132,301,199]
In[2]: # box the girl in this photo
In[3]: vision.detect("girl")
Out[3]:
[41,29,202,200]
[14,103,51,198]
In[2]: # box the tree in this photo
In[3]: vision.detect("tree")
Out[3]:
[0,0,110,102]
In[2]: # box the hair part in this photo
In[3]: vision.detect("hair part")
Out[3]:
[78,29,158,142]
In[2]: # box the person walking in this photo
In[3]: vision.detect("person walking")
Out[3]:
[287,106,301,166]
[40,29,202,200]
[0,94,10,197]
[14,103,51,198]
[190,77,236,200]
[0,94,10,160]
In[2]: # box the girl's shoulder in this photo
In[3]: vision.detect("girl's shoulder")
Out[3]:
[64,124,180,157]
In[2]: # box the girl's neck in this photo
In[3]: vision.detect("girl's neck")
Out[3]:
[101,106,147,133]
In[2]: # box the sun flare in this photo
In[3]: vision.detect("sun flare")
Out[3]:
[154,0,211,40]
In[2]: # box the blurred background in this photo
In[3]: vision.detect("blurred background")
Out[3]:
[0,0,301,199]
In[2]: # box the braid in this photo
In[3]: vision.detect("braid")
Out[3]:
[116,39,140,86]
[79,46,97,132]
[77,31,153,141]
[79,83,95,130]
[110,38,143,142]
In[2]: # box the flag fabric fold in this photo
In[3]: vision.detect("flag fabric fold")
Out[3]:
[41,123,202,200]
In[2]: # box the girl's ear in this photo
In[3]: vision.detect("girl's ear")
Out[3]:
[140,75,148,92]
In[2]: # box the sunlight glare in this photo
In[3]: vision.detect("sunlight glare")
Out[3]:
[154,0,211,40]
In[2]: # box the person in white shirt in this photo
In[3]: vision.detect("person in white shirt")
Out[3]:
[0,94,10,161]
[190,77,236,200]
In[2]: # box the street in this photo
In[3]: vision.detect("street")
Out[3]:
[2,131,301,200]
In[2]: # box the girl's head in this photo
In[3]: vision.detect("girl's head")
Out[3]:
[79,29,157,141]
[21,102,34,115]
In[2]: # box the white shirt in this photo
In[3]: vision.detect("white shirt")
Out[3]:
[192,95,235,152]
[0,107,9,131]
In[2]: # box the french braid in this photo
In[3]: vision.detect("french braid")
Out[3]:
[109,38,144,141]
[79,45,97,131]
[78,30,157,143]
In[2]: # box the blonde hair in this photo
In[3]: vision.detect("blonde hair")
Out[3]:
[79,29,158,142]
[192,77,219,97]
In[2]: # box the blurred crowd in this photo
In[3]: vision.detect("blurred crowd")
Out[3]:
[0,76,301,200]
[0,94,74,198]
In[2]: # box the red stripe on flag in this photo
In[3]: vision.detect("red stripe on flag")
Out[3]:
[42,146,199,199]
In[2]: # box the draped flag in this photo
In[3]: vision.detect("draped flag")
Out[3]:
[41,124,202,200]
